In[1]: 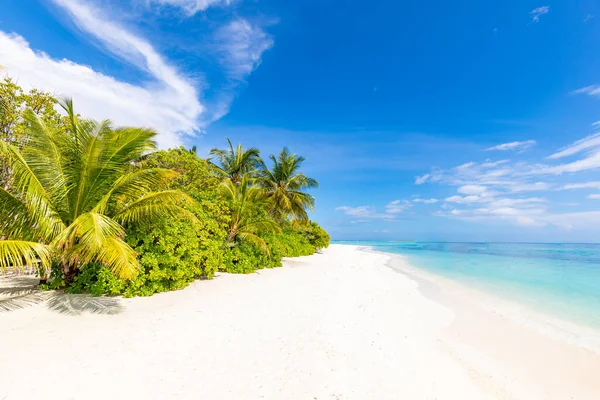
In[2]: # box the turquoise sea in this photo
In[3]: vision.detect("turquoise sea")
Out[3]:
[334,241,600,331]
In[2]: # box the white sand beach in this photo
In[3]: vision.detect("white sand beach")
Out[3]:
[1,244,600,399]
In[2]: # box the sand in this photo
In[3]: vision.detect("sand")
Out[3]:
[1,245,599,399]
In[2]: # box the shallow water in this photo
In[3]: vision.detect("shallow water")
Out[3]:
[334,241,600,330]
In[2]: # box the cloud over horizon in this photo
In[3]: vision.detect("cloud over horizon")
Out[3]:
[407,132,600,230]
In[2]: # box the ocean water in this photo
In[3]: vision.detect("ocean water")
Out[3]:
[334,241,600,330]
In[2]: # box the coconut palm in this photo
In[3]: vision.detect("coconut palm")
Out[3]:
[0,99,193,284]
[209,138,262,184]
[256,147,318,223]
[219,176,280,252]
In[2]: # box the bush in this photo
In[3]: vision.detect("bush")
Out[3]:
[221,229,318,274]
[65,263,126,296]
[295,221,331,250]
[121,205,227,297]
[222,242,273,273]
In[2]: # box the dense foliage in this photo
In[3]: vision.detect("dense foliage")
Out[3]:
[0,82,330,297]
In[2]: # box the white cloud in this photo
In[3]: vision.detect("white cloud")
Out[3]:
[0,31,197,148]
[561,182,600,190]
[457,184,488,195]
[336,206,375,217]
[516,216,546,227]
[415,173,430,185]
[530,6,550,23]
[147,0,228,15]
[53,0,200,104]
[534,153,600,175]
[530,133,600,174]
[385,200,412,214]
[210,18,274,119]
[1,0,274,148]
[335,205,396,220]
[485,140,536,152]
[592,121,600,127]
[3,0,208,147]
[446,195,482,204]
[413,198,438,204]
[509,182,549,192]
[417,131,600,231]
[336,200,412,220]
[547,133,600,160]
[214,19,274,80]
[574,85,600,97]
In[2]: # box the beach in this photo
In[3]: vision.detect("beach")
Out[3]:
[1,244,600,399]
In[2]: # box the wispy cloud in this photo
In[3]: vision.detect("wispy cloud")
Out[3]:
[548,133,600,159]
[336,200,412,220]
[561,182,600,190]
[457,185,489,195]
[485,140,536,152]
[530,6,550,23]
[417,132,600,228]
[210,18,274,119]
[385,200,412,214]
[574,85,600,97]
[2,0,274,146]
[0,31,196,148]
[335,205,395,220]
[588,194,600,200]
[147,0,229,16]
[415,173,430,185]
[413,198,438,204]
[214,19,274,80]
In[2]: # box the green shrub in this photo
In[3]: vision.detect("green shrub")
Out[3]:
[295,221,331,250]
[222,242,272,273]
[65,263,126,296]
[122,204,227,297]
[221,229,319,274]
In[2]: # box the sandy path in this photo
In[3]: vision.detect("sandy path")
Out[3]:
[0,245,491,400]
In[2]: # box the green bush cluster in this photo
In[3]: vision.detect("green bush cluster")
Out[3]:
[1,81,330,297]
[221,228,328,274]
[38,147,330,297]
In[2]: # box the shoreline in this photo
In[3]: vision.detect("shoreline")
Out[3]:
[1,244,600,399]
[367,246,600,399]
[363,246,600,354]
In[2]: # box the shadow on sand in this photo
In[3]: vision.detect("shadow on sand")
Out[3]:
[0,275,124,315]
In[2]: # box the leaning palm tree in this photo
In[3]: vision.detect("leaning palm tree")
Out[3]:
[0,99,193,284]
[219,176,280,252]
[256,148,318,223]
[209,138,262,184]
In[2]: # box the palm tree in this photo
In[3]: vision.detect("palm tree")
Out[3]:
[209,138,262,184]
[0,99,193,284]
[219,176,280,252]
[256,147,318,223]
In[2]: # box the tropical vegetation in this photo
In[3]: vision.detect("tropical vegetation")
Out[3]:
[0,79,329,297]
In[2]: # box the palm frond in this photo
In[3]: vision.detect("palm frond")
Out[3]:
[93,168,177,214]
[0,240,52,273]
[113,190,197,225]
[0,140,64,240]
[52,212,139,279]
[237,232,269,253]
[95,237,139,280]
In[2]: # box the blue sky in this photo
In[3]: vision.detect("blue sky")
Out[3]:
[2,1,600,242]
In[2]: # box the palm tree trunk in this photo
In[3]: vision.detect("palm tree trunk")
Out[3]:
[62,263,79,285]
